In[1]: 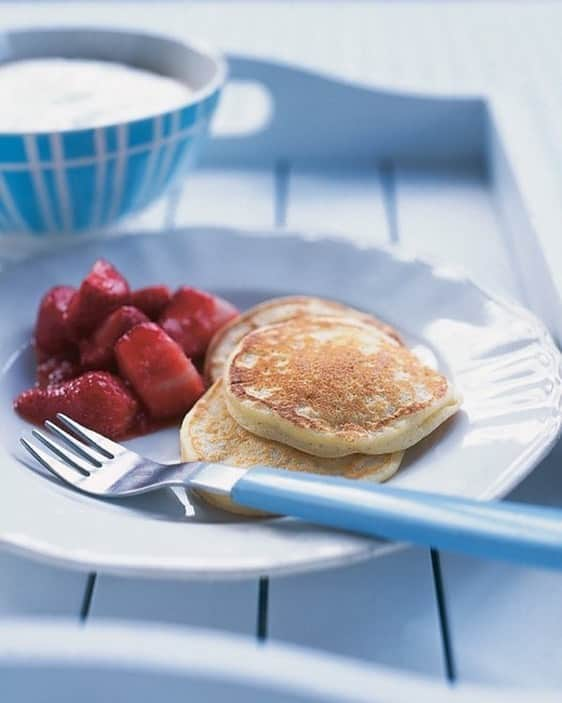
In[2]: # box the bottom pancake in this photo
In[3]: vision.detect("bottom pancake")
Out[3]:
[180,380,404,516]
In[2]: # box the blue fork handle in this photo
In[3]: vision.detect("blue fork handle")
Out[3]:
[231,467,562,570]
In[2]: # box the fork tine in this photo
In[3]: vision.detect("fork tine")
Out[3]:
[20,437,88,486]
[31,430,92,475]
[55,413,123,458]
[44,420,104,467]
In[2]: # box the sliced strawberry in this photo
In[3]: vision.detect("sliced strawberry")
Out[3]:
[35,285,76,356]
[67,259,130,339]
[115,322,204,419]
[80,305,149,370]
[130,285,172,320]
[14,371,139,439]
[159,287,239,358]
[37,356,80,388]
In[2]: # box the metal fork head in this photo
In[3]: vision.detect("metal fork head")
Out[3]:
[20,413,151,497]
[20,413,232,499]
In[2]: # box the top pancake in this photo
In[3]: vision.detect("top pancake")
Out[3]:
[204,295,402,384]
[224,315,462,457]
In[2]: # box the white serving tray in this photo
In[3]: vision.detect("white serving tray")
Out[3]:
[2,53,561,681]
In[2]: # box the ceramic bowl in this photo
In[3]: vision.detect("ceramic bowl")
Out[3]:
[0,27,225,234]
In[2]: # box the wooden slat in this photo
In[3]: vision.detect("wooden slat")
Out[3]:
[440,433,562,686]
[109,195,172,234]
[89,574,259,635]
[269,549,445,675]
[394,165,521,300]
[173,167,275,228]
[0,552,87,618]
[394,162,562,686]
[267,165,444,675]
[285,166,390,245]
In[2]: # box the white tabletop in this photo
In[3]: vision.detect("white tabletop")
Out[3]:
[1,0,561,692]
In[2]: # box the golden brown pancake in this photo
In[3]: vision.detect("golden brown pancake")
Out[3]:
[180,380,404,516]
[204,295,402,384]
[224,315,462,458]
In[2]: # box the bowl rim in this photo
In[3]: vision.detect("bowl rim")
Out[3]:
[0,25,228,137]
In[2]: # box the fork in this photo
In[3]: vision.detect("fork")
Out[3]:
[21,413,562,571]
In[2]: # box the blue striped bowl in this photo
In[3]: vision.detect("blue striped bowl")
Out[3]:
[0,28,226,235]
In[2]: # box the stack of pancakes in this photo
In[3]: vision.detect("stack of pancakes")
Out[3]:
[180,297,462,515]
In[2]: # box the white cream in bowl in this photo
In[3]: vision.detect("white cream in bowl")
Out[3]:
[0,58,193,132]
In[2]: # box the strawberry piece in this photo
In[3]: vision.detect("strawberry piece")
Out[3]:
[35,346,51,364]
[159,287,238,358]
[14,371,139,439]
[130,285,172,320]
[35,285,76,356]
[67,260,130,339]
[37,356,80,388]
[80,305,149,370]
[115,322,204,419]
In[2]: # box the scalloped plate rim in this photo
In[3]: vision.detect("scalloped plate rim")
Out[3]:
[0,225,559,579]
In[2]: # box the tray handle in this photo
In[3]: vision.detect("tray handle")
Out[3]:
[204,54,486,165]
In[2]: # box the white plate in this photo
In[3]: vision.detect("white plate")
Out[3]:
[0,227,559,579]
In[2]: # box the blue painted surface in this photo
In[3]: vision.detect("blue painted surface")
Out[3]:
[62,130,95,160]
[0,99,217,235]
[3,171,44,231]
[233,468,562,570]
